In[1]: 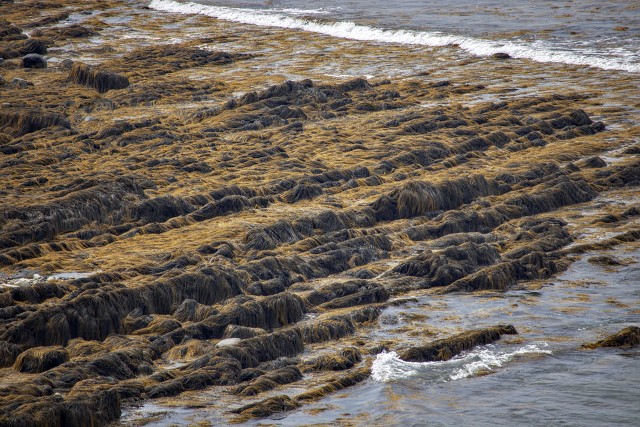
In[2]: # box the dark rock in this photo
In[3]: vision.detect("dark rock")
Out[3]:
[10,77,33,88]
[60,59,74,69]
[587,255,622,266]
[492,52,511,59]
[400,325,517,362]
[21,53,47,68]
[19,38,48,55]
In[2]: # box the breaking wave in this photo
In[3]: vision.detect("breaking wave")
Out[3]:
[372,344,552,383]
[149,0,639,73]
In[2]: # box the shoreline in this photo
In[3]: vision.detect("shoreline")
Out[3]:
[1,0,639,425]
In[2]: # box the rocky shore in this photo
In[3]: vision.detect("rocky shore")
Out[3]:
[1,0,639,425]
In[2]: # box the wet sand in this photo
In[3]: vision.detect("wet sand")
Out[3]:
[0,0,639,425]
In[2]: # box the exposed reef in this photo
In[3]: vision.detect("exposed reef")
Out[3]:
[0,0,639,425]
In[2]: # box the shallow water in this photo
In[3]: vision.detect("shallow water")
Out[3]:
[149,0,640,72]
[271,244,640,426]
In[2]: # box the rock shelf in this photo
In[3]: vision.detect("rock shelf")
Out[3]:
[0,0,639,425]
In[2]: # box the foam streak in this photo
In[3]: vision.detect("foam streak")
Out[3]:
[372,344,552,383]
[149,0,639,72]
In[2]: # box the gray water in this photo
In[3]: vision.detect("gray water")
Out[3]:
[273,246,640,426]
[149,0,640,72]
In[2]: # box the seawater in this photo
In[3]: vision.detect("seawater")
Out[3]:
[149,0,640,72]
[274,245,640,426]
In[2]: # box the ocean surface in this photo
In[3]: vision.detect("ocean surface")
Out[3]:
[149,0,640,72]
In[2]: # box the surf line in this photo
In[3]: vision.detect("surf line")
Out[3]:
[149,0,639,73]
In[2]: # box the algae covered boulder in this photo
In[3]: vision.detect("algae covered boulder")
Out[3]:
[69,62,129,93]
[13,345,69,373]
[583,326,640,349]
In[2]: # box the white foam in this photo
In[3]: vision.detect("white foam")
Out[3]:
[371,344,552,383]
[148,0,639,73]
[272,7,335,16]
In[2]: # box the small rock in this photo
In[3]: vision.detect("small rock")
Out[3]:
[587,255,622,266]
[60,58,74,69]
[492,52,511,60]
[21,53,47,69]
[0,75,5,85]
[10,78,33,88]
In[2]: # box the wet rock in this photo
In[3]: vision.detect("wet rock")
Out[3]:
[583,326,640,349]
[587,255,622,266]
[21,53,46,68]
[399,325,517,362]
[9,77,32,88]
[232,394,300,420]
[295,368,370,401]
[492,52,511,59]
[302,347,362,372]
[232,366,302,396]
